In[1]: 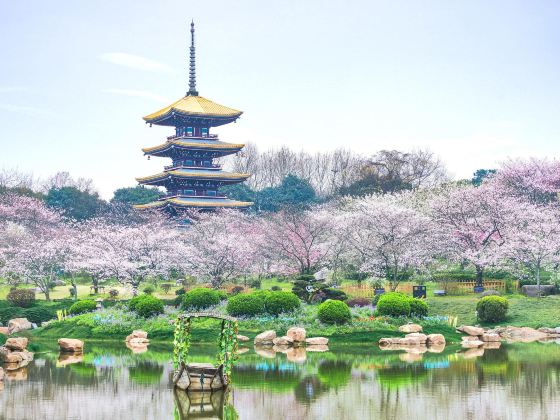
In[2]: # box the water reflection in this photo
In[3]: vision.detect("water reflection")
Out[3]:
[1,341,560,419]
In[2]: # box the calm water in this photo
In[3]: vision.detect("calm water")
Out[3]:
[1,340,560,420]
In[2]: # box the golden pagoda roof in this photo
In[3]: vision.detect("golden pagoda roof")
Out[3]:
[143,95,242,123]
[142,139,245,154]
[134,197,253,210]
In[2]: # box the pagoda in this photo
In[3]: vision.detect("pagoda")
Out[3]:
[135,22,252,212]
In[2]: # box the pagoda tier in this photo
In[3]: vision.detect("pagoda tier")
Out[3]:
[134,22,253,212]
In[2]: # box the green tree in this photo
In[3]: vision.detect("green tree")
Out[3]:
[471,169,497,186]
[45,187,106,220]
[219,183,256,203]
[112,186,161,205]
[259,175,316,211]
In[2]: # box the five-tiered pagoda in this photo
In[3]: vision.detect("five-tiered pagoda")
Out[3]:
[135,22,252,212]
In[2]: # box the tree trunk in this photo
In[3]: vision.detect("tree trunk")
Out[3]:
[44,287,50,301]
[93,276,99,294]
[536,262,541,297]
[475,265,484,288]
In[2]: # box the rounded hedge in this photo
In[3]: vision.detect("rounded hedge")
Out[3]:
[265,291,301,316]
[226,293,266,317]
[477,296,508,323]
[375,293,411,317]
[0,307,26,324]
[69,300,97,315]
[181,288,222,310]
[317,300,352,325]
[24,306,57,324]
[134,295,164,318]
[7,288,36,308]
[409,298,428,317]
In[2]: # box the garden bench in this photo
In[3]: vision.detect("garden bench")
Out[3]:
[90,285,106,294]
[433,290,446,297]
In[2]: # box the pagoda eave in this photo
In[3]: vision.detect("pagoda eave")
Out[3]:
[136,171,251,186]
[142,140,244,157]
[134,197,253,210]
[143,112,241,128]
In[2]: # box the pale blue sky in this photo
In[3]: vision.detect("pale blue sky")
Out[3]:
[1,1,559,198]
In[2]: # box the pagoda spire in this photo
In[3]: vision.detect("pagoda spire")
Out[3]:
[187,20,198,96]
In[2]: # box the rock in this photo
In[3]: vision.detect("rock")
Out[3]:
[521,285,556,297]
[285,347,307,363]
[482,341,502,350]
[57,353,84,366]
[481,333,501,342]
[426,334,445,346]
[254,330,276,346]
[0,347,23,363]
[272,336,294,346]
[236,335,250,342]
[427,343,446,353]
[461,337,484,348]
[538,327,560,336]
[286,327,306,343]
[401,333,428,345]
[457,325,484,336]
[58,338,84,353]
[0,367,3,381]
[0,327,9,336]
[305,337,329,346]
[306,345,329,352]
[125,330,148,342]
[128,337,149,345]
[5,337,28,351]
[19,350,33,363]
[399,323,423,333]
[7,318,32,334]
[498,326,549,343]
[462,347,485,358]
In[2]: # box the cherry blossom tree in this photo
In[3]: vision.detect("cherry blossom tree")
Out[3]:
[429,184,519,288]
[345,194,437,291]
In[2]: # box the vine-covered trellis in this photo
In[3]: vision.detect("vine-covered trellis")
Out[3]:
[173,312,239,379]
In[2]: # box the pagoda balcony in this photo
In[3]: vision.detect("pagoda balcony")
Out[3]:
[161,192,226,200]
[164,163,221,171]
[167,133,219,141]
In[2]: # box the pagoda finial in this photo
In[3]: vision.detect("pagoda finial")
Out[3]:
[187,20,198,96]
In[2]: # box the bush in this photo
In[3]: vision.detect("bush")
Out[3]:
[375,292,411,317]
[160,283,173,293]
[134,295,164,318]
[108,289,119,299]
[6,288,36,308]
[318,300,352,325]
[143,285,155,295]
[264,292,300,316]
[409,298,428,317]
[69,300,97,315]
[270,285,282,291]
[226,293,266,317]
[0,307,26,324]
[175,288,186,296]
[347,297,371,308]
[229,285,245,296]
[181,288,222,310]
[372,293,383,306]
[322,288,347,301]
[477,296,508,323]
[24,306,57,324]
[249,278,262,289]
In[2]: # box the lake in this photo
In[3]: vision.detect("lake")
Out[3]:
[1,340,560,420]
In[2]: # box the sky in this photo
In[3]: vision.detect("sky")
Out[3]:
[1,0,559,199]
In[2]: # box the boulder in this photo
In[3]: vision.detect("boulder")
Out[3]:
[5,337,28,351]
[399,323,423,333]
[0,327,9,336]
[58,338,84,353]
[461,336,483,348]
[286,327,306,343]
[236,335,250,342]
[426,334,446,346]
[128,337,149,345]
[273,336,294,346]
[254,330,276,346]
[401,333,428,345]
[481,333,501,342]
[521,285,556,297]
[305,337,329,346]
[498,326,549,343]
[457,325,484,336]
[538,327,560,336]
[125,330,148,342]
[0,347,22,363]
[0,367,3,381]
[7,318,32,334]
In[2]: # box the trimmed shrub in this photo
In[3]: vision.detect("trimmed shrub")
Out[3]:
[142,285,155,295]
[69,300,97,315]
[323,288,348,301]
[375,292,411,317]
[7,288,36,308]
[409,298,428,317]
[347,297,371,308]
[372,293,383,307]
[134,295,164,318]
[0,307,26,324]
[226,293,266,317]
[477,296,508,323]
[270,285,282,292]
[24,306,57,324]
[318,300,352,325]
[264,291,301,316]
[181,288,222,310]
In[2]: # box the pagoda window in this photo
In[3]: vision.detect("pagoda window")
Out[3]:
[201,127,208,137]
[203,160,211,167]
[186,127,193,137]
[185,159,194,166]
[184,189,194,196]
[207,190,217,197]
